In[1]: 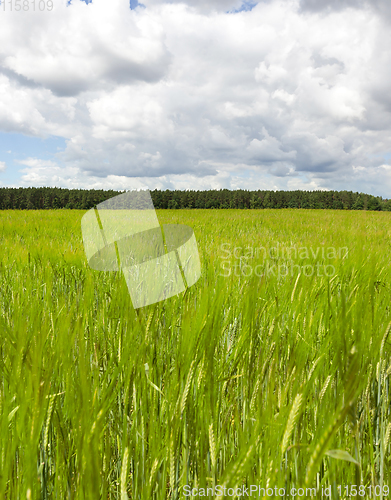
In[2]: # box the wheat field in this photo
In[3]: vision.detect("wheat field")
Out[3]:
[0,209,390,499]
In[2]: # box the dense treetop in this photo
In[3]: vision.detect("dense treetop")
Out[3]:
[0,187,388,211]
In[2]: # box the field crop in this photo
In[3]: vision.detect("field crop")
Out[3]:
[0,209,391,499]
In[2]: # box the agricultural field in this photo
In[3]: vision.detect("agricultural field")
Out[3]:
[0,208,391,499]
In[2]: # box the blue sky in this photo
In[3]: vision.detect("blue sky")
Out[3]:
[1,0,391,195]
[129,0,144,8]
[0,133,66,185]
[228,1,258,13]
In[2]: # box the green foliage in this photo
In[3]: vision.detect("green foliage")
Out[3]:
[167,199,179,209]
[0,187,388,210]
[352,195,364,210]
[367,196,382,211]
[0,209,391,498]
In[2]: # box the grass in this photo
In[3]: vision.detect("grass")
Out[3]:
[0,208,391,499]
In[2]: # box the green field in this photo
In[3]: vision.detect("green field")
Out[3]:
[1,209,391,499]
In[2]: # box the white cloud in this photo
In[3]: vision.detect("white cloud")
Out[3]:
[0,0,391,194]
[0,161,7,172]
[16,153,391,197]
[247,129,296,163]
[139,0,247,14]
[1,0,170,96]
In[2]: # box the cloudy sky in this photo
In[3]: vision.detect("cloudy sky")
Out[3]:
[0,0,391,195]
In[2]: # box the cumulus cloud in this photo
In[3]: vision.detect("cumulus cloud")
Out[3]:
[140,0,260,14]
[0,0,391,194]
[299,0,366,13]
[0,161,7,172]
[0,0,171,97]
[299,0,391,23]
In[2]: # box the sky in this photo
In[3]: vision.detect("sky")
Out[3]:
[0,0,391,195]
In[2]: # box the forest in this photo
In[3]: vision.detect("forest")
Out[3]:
[0,186,388,210]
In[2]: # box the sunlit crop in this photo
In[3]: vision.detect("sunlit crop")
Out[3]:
[0,208,390,499]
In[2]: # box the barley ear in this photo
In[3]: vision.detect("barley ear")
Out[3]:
[281,393,303,455]
[120,447,129,500]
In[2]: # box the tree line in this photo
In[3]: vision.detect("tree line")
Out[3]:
[0,187,388,211]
